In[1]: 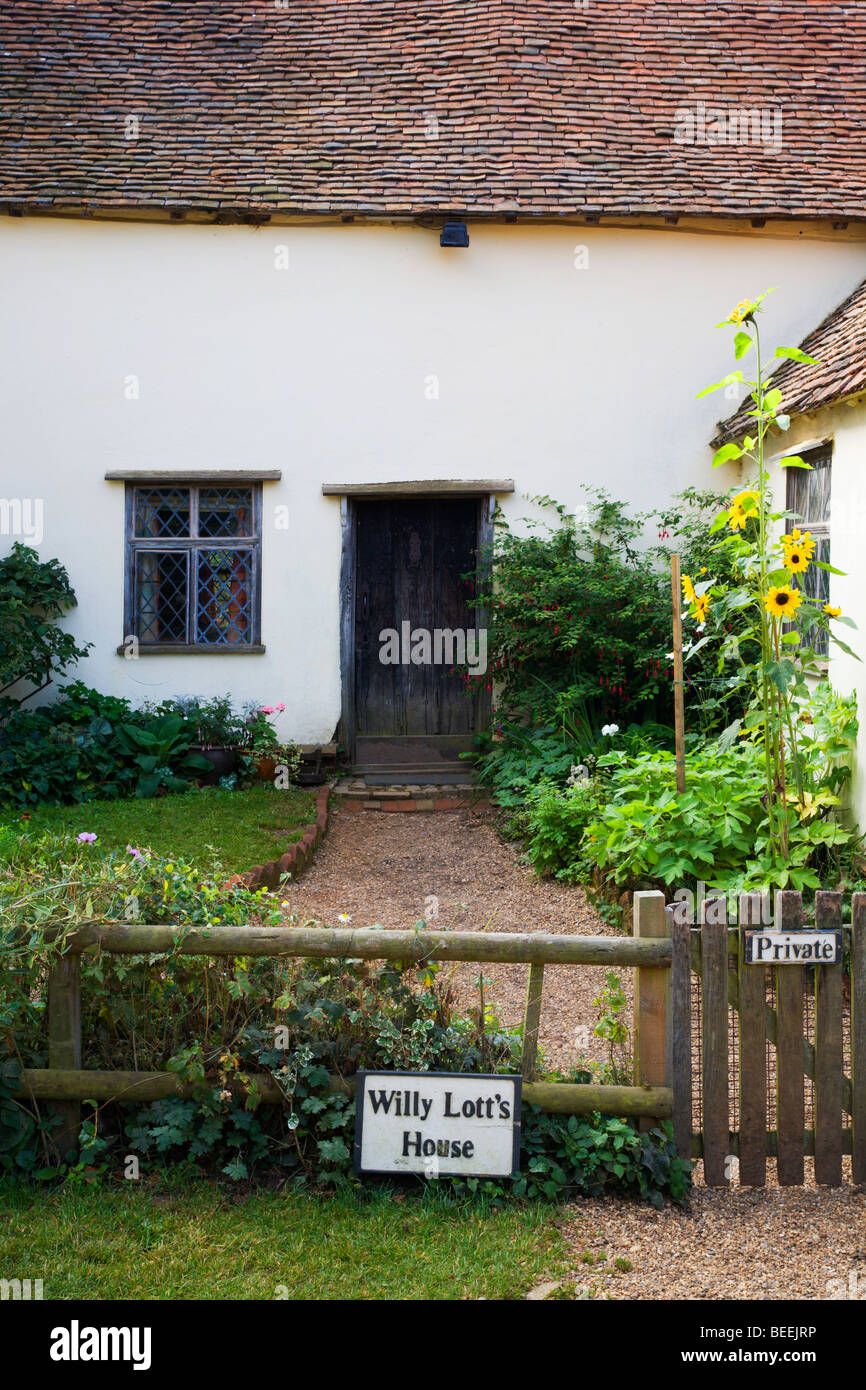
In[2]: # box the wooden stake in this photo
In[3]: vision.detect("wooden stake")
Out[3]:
[671,552,686,793]
[521,961,545,1081]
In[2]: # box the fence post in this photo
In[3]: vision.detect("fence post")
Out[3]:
[47,953,82,1162]
[521,962,544,1082]
[633,891,668,1128]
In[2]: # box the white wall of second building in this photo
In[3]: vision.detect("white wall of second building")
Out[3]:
[1,215,865,743]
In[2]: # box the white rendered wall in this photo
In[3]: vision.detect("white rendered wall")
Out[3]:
[1,216,865,744]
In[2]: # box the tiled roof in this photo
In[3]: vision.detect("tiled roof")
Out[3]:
[3,1,866,219]
[714,278,866,444]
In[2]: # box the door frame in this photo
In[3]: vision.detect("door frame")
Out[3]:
[335,484,503,768]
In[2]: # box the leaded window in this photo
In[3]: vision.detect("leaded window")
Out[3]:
[785,443,831,658]
[125,484,261,649]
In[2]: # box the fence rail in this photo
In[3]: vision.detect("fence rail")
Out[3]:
[16,921,674,1160]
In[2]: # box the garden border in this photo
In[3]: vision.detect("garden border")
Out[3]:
[227,782,332,892]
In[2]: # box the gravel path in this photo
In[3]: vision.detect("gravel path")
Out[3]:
[278,803,623,1074]
[280,804,866,1299]
[560,1172,866,1300]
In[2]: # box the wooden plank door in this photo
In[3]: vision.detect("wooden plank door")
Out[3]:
[352,498,484,769]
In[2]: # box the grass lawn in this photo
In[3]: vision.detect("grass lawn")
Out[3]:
[0,1181,565,1300]
[2,786,319,874]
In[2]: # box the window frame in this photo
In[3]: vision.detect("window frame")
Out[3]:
[784,441,831,660]
[122,482,264,653]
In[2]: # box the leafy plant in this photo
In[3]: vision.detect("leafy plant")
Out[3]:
[515,1111,690,1208]
[113,716,211,797]
[168,695,247,749]
[472,492,673,732]
[0,544,92,713]
[581,699,859,898]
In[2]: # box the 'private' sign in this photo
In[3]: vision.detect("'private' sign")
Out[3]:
[354,1071,521,1178]
[745,930,842,964]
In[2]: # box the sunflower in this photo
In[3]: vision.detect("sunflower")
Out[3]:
[764,585,803,619]
[727,489,759,530]
[823,603,842,618]
[693,593,710,623]
[782,527,815,560]
[730,299,755,326]
[682,574,697,605]
[782,543,810,575]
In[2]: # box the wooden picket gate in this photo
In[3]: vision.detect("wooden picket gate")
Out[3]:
[647,887,866,1187]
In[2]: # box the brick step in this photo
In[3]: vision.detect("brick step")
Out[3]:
[333,778,488,812]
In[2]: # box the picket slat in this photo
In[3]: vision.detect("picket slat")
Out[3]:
[814,892,843,1186]
[852,894,866,1185]
[737,897,766,1187]
[668,906,692,1161]
[775,890,805,1186]
[701,897,729,1186]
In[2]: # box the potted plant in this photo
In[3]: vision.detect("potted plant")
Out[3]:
[241,702,288,781]
[172,695,246,785]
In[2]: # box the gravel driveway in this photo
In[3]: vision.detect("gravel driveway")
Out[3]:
[279,803,866,1299]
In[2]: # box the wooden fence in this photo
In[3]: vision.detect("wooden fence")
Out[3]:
[20,890,862,1185]
[17,921,674,1161]
[671,888,866,1187]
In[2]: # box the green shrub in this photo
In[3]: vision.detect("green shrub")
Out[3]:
[0,685,208,809]
[523,777,606,882]
[473,493,672,731]
[0,544,91,714]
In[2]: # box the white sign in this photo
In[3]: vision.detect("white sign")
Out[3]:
[745,930,842,964]
[354,1071,521,1178]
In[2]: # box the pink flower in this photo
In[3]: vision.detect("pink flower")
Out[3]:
[127,845,143,860]
[76,832,97,844]
[275,702,286,712]
[259,705,274,715]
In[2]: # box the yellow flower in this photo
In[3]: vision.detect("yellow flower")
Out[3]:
[764,585,803,619]
[782,527,815,559]
[730,299,755,326]
[682,574,697,605]
[727,489,759,530]
[693,593,710,622]
[824,603,842,618]
[698,567,708,575]
[782,544,810,575]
